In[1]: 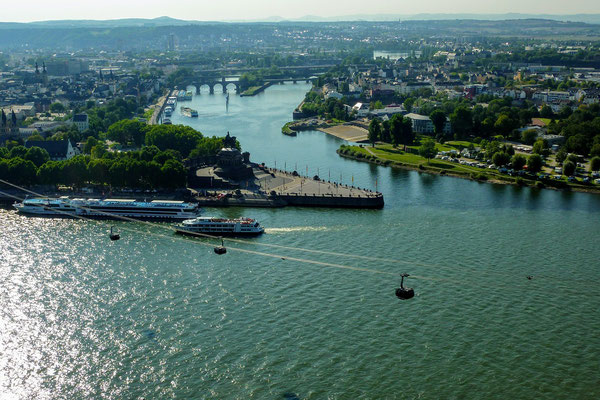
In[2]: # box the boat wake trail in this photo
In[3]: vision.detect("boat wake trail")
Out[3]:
[265,226,333,234]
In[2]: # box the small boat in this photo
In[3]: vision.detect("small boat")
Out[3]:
[109,226,120,241]
[180,106,198,117]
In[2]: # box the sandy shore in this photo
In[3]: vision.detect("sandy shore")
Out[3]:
[318,124,369,142]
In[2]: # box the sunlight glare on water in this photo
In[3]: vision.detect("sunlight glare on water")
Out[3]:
[1,84,600,399]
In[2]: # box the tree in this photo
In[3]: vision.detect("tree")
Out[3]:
[160,159,186,188]
[511,154,527,170]
[563,160,576,176]
[106,119,147,146]
[566,154,579,164]
[555,147,567,164]
[37,161,61,184]
[24,146,50,167]
[368,118,381,147]
[390,114,414,149]
[590,156,600,172]
[9,145,28,159]
[521,129,539,145]
[49,102,66,113]
[532,139,549,156]
[430,109,447,140]
[83,136,98,154]
[558,105,573,119]
[540,105,554,119]
[492,151,510,167]
[591,144,600,158]
[403,97,415,113]
[7,157,37,185]
[450,106,473,138]
[87,159,110,184]
[91,143,107,159]
[380,120,391,142]
[494,114,519,136]
[145,124,205,157]
[566,134,589,155]
[527,154,543,173]
[370,101,384,110]
[63,156,89,186]
[418,138,437,161]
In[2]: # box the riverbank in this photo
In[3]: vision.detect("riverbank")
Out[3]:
[337,145,600,194]
[281,118,332,136]
[148,90,172,125]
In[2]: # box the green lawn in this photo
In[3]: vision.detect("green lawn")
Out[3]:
[445,140,474,148]
[538,118,563,126]
[349,144,487,175]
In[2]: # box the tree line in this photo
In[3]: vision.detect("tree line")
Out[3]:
[0,123,232,188]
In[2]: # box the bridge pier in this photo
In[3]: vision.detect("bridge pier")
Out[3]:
[209,85,214,95]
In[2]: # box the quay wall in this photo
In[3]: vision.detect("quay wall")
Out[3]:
[279,193,384,209]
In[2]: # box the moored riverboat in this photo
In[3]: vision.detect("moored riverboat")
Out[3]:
[14,197,201,220]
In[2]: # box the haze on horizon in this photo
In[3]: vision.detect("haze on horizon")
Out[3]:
[1,0,600,23]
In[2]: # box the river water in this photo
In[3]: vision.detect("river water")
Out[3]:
[1,83,600,399]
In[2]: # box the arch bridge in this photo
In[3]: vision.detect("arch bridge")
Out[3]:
[184,77,316,95]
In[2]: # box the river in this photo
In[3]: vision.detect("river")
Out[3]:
[1,83,599,399]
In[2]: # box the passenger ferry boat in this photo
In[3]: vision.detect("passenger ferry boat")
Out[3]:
[14,197,201,220]
[181,106,198,117]
[175,217,264,237]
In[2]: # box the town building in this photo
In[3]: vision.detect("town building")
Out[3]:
[25,140,77,161]
[72,114,89,132]
[405,113,452,135]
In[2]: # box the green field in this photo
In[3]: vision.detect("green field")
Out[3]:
[346,144,485,175]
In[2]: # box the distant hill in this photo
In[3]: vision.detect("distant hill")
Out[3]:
[2,14,600,28]
[0,18,598,51]
[233,13,600,24]
[0,16,213,30]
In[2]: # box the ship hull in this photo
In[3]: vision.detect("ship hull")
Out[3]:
[175,228,264,237]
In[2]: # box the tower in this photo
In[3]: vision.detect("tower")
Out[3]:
[42,62,48,83]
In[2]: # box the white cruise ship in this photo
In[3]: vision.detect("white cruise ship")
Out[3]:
[175,217,264,237]
[14,197,201,220]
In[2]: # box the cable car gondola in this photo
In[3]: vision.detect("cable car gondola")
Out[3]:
[395,273,414,300]
[109,226,120,241]
[214,238,227,255]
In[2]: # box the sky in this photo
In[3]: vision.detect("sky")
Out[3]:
[1,0,600,22]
